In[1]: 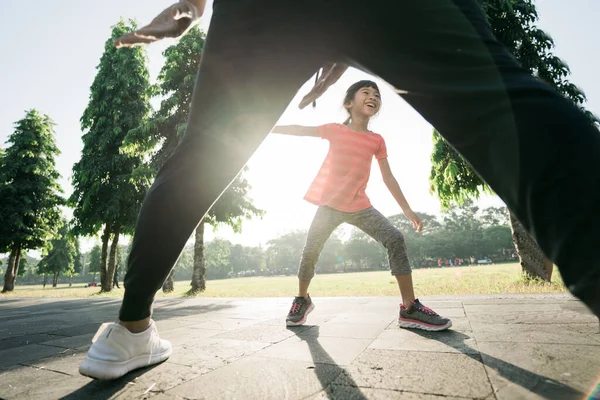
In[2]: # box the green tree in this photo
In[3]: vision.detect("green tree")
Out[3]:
[266,231,307,275]
[37,222,78,287]
[429,0,594,280]
[204,239,232,280]
[88,244,102,282]
[70,19,152,292]
[0,110,64,292]
[343,229,386,271]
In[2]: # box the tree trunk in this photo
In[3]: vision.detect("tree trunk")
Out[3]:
[43,274,48,288]
[2,245,21,292]
[105,225,121,292]
[69,275,73,287]
[99,226,111,292]
[52,272,59,287]
[162,269,175,293]
[190,222,206,293]
[509,212,550,281]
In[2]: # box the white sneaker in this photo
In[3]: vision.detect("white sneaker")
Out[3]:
[79,320,172,380]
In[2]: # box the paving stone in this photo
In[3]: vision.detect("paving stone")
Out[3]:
[308,385,470,400]
[214,323,311,343]
[467,308,597,325]
[154,318,202,332]
[369,329,479,355]
[297,321,389,340]
[254,335,372,365]
[477,341,600,400]
[40,333,94,350]
[168,337,269,369]
[561,323,600,344]
[0,333,59,351]
[464,303,564,313]
[161,326,223,347]
[0,364,90,400]
[328,312,395,325]
[23,348,85,376]
[333,349,493,399]
[171,317,261,331]
[167,356,343,400]
[47,322,105,337]
[259,313,336,327]
[0,344,68,368]
[470,322,598,345]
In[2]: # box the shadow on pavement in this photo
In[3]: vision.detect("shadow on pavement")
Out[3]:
[411,329,584,400]
[59,363,164,400]
[288,326,368,400]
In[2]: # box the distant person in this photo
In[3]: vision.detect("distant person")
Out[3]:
[272,81,452,331]
[79,0,600,381]
[113,270,120,289]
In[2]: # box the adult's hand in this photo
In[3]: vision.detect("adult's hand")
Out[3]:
[115,0,202,48]
[299,63,348,109]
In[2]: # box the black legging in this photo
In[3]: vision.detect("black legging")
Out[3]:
[121,0,600,320]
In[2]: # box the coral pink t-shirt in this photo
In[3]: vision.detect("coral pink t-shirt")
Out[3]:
[304,123,388,212]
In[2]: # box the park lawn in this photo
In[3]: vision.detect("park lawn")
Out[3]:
[0,263,567,299]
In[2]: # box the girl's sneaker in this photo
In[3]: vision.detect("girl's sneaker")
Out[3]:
[286,294,315,326]
[79,320,172,380]
[398,299,452,331]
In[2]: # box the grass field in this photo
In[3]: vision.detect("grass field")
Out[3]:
[0,263,567,299]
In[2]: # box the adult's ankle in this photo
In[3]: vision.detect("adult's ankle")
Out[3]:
[117,317,152,333]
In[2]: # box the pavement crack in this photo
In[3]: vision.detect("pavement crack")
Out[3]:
[19,363,72,377]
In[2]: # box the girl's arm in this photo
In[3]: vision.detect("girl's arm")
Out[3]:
[378,158,423,232]
[271,125,320,137]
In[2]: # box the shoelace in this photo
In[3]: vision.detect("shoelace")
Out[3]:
[416,303,438,316]
[289,302,302,314]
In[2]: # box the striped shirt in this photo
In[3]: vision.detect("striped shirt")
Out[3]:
[304,123,388,212]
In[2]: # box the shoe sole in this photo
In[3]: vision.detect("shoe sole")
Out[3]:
[398,318,453,332]
[286,302,315,326]
[79,347,172,380]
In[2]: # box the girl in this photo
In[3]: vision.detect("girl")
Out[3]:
[273,80,451,331]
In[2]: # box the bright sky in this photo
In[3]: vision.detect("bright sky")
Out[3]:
[1,1,598,252]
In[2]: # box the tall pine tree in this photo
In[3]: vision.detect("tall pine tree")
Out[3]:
[0,109,64,292]
[70,19,152,292]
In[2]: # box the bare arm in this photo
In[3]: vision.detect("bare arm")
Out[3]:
[378,158,423,232]
[271,125,320,137]
[115,0,207,48]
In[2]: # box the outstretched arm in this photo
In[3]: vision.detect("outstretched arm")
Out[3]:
[115,0,207,48]
[271,125,320,137]
[378,158,423,232]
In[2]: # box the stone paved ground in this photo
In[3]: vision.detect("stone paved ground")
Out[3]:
[0,294,599,400]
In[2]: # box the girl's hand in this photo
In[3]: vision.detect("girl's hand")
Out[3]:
[115,1,200,48]
[405,210,423,233]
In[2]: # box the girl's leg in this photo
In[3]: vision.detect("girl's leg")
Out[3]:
[297,207,345,292]
[346,207,413,305]
[287,206,345,326]
[348,207,451,330]
[395,274,415,309]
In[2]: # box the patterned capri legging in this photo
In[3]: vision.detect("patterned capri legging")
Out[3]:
[298,206,411,280]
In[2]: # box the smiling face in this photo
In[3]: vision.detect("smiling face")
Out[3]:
[345,85,381,120]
